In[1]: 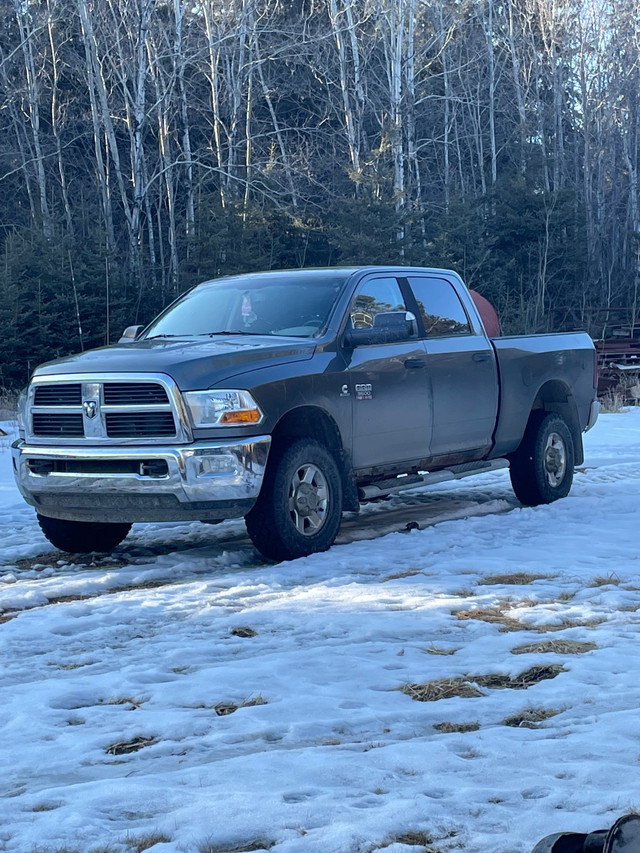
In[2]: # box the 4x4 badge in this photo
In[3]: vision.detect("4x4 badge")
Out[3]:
[83,400,98,419]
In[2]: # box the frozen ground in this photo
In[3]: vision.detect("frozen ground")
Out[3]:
[0,410,639,853]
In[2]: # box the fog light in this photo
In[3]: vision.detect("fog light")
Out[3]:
[195,454,239,477]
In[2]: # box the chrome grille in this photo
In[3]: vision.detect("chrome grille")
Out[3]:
[27,374,188,445]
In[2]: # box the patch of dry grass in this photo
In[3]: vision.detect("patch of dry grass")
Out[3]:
[534,617,605,632]
[371,830,443,851]
[105,735,156,756]
[125,832,172,852]
[402,664,565,702]
[382,568,425,582]
[30,848,117,853]
[421,645,458,656]
[31,801,62,812]
[502,707,564,728]
[454,606,530,632]
[478,572,550,586]
[433,721,480,733]
[456,603,604,634]
[198,840,275,853]
[401,677,484,702]
[511,639,597,655]
[590,573,621,587]
[215,695,267,717]
[101,696,145,709]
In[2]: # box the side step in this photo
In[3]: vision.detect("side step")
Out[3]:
[358,458,510,501]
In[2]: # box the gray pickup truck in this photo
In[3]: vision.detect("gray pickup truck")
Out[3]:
[12,266,599,561]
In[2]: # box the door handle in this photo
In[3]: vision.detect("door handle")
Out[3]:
[404,358,426,369]
[472,352,492,362]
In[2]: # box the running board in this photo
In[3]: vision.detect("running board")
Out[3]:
[358,458,510,501]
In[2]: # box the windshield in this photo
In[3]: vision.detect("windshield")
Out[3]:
[143,272,349,339]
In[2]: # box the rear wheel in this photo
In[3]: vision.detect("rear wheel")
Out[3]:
[37,515,132,553]
[509,413,574,506]
[245,439,342,561]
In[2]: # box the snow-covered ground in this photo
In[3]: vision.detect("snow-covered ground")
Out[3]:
[1,410,639,853]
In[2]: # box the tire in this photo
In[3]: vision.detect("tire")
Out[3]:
[37,514,132,553]
[509,412,574,506]
[245,439,343,561]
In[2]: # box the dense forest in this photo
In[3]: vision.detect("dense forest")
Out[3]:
[0,0,638,388]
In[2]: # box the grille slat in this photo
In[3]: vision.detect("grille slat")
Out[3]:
[103,383,169,405]
[106,412,176,437]
[34,384,82,406]
[33,413,84,437]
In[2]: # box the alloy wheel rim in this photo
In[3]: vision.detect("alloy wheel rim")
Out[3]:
[288,463,329,536]
[543,431,566,487]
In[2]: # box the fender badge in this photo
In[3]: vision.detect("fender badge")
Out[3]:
[355,383,373,401]
[340,384,350,397]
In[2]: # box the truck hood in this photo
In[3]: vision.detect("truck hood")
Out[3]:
[34,336,316,390]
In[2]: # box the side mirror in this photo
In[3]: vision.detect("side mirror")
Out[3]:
[343,311,416,348]
[119,324,144,343]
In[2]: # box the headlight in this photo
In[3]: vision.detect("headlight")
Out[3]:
[183,389,264,427]
[16,386,28,435]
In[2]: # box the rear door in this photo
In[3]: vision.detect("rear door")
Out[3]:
[344,275,432,470]
[405,275,499,458]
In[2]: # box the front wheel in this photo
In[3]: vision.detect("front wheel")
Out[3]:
[37,515,132,553]
[245,439,343,561]
[509,413,574,506]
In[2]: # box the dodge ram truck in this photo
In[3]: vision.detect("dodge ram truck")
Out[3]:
[12,266,600,561]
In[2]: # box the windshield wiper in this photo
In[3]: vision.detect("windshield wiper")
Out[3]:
[201,330,265,336]
[144,333,192,340]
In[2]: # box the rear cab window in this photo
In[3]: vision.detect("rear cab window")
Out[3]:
[406,276,472,338]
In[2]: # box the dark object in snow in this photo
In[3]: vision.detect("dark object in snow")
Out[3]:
[531,815,640,853]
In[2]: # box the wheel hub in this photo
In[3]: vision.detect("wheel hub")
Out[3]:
[543,432,566,487]
[289,463,329,536]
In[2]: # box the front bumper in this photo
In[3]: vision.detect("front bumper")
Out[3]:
[12,436,271,523]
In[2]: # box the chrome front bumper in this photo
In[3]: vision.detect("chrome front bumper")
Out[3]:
[12,436,271,523]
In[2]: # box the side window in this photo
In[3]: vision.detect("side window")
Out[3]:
[408,277,472,338]
[349,277,407,330]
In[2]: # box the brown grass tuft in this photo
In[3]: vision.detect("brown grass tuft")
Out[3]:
[479,572,550,586]
[511,639,597,655]
[383,568,425,581]
[105,736,156,756]
[455,607,530,632]
[433,721,480,733]
[198,841,274,853]
[502,707,564,728]
[591,573,621,587]
[402,664,565,702]
[421,645,459,656]
[401,678,484,702]
[215,695,267,716]
[125,833,172,853]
